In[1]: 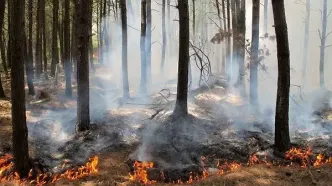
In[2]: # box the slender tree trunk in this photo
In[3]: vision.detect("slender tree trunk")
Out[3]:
[64,0,72,97]
[0,0,5,98]
[226,0,231,80]
[237,0,246,97]
[160,0,166,75]
[230,0,237,81]
[35,0,42,79]
[301,0,310,88]
[146,0,152,89]
[99,0,104,64]
[42,0,48,79]
[7,0,12,69]
[0,37,7,75]
[89,0,95,72]
[272,0,291,152]
[72,0,78,79]
[319,0,327,88]
[140,0,147,96]
[192,0,196,36]
[167,0,171,57]
[24,33,35,96]
[103,0,109,65]
[264,0,268,34]
[11,0,30,177]
[28,0,34,80]
[120,0,130,98]
[250,0,260,106]
[59,18,64,68]
[76,0,91,132]
[174,0,189,116]
[221,0,227,75]
[51,0,59,76]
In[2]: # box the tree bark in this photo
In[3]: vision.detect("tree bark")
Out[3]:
[174,0,189,116]
[319,0,327,88]
[76,0,91,132]
[264,0,268,34]
[272,0,291,152]
[250,0,260,106]
[226,0,231,80]
[140,0,147,96]
[64,0,72,97]
[120,0,130,98]
[146,0,152,89]
[35,0,42,79]
[301,0,310,88]
[11,0,30,177]
[160,0,166,74]
[0,36,7,75]
[41,0,48,79]
[0,0,6,98]
[237,0,246,97]
[51,0,59,76]
[7,0,12,69]
[89,0,95,72]
[72,0,78,79]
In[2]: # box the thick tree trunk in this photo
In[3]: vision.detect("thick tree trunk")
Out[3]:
[146,0,152,89]
[174,0,189,116]
[301,0,310,88]
[160,0,166,74]
[0,0,5,98]
[64,0,72,97]
[319,0,327,88]
[120,0,130,98]
[76,0,91,132]
[250,0,260,106]
[272,0,291,152]
[264,0,268,34]
[35,0,42,79]
[140,0,147,96]
[11,0,30,177]
[51,0,59,76]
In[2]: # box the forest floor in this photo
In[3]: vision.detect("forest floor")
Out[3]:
[1,66,332,186]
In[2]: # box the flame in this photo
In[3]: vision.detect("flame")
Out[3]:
[217,160,241,175]
[285,147,312,167]
[0,154,98,185]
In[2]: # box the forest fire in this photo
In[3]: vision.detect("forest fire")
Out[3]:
[0,154,98,185]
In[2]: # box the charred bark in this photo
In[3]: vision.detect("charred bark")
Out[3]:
[146,0,152,89]
[51,0,59,76]
[64,0,72,97]
[237,0,246,97]
[140,0,147,96]
[272,0,291,152]
[120,0,130,99]
[42,0,48,79]
[76,0,91,132]
[250,0,260,106]
[319,0,327,88]
[160,0,166,74]
[11,0,30,177]
[0,0,5,98]
[0,36,7,75]
[35,0,42,79]
[174,0,190,116]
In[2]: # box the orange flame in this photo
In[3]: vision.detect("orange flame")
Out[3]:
[0,154,98,185]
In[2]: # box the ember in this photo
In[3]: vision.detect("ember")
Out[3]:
[0,154,98,185]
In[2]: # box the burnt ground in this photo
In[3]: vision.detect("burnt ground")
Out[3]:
[1,66,332,185]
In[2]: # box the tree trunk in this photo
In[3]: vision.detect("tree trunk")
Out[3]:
[89,0,95,72]
[26,0,35,96]
[42,0,48,79]
[230,0,237,81]
[319,0,327,88]
[146,0,152,89]
[174,0,189,116]
[51,0,59,76]
[250,0,260,106]
[272,0,291,153]
[226,0,231,80]
[264,0,268,34]
[140,0,147,96]
[7,0,12,69]
[99,0,104,64]
[0,0,5,98]
[76,0,91,132]
[35,0,42,79]
[0,36,7,75]
[72,0,78,79]
[120,0,130,98]
[167,0,171,57]
[237,0,246,97]
[11,0,30,177]
[160,0,166,74]
[64,0,72,97]
[301,0,310,88]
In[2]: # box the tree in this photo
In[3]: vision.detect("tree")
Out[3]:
[174,0,190,116]
[301,0,310,88]
[272,0,291,152]
[11,0,30,177]
[250,0,260,106]
[64,0,72,97]
[76,0,91,132]
[237,0,246,97]
[160,0,166,74]
[51,0,59,76]
[146,0,152,89]
[319,0,329,88]
[264,0,268,34]
[140,0,147,96]
[120,0,130,98]
[35,0,42,79]
[27,0,35,95]
[41,0,48,79]
[0,0,5,98]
